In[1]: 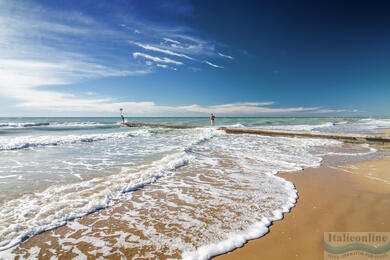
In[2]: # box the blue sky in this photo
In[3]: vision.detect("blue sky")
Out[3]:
[0,0,389,117]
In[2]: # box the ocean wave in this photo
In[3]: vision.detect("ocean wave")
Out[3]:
[0,129,152,151]
[0,126,375,258]
[0,151,193,251]
[0,127,221,252]
[0,121,120,130]
[3,131,338,259]
[355,118,390,129]
[254,121,335,132]
[0,122,50,128]
[223,123,246,128]
[253,118,390,134]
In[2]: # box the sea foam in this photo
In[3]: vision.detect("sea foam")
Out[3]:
[1,126,369,260]
[0,121,119,130]
[0,128,221,252]
[0,129,151,150]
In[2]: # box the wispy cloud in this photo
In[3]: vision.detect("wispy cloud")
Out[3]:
[6,92,332,116]
[181,102,319,114]
[218,52,234,59]
[132,42,194,60]
[203,60,224,68]
[0,0,237,116]
[0,0,345,117]
[315,109,346,113]
[0,57,348,115]
[133,52,183,65]
[0,59,150,112]
[156,64,168,68]
[163,38,181,44]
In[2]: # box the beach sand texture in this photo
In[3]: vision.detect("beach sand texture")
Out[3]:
[217,157,390,260]
[6,156,389,259]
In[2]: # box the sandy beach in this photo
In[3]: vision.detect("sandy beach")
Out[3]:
[217,156,390,260]
[2,127,390,259]
[1,0,390,257]
[7,146,389,259]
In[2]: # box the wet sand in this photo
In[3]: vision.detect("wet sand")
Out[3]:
[4,136,390,259]
[217,157,390,260]
[8,155,292,259]
[11,156,390,259]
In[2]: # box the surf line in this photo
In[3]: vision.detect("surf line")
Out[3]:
[123,122,390,144]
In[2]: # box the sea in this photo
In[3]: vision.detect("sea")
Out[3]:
[0,117,390,259]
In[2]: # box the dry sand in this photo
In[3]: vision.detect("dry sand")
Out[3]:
[217,157,390,260]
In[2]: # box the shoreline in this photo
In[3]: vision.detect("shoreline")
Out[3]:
[216,156,390,260]
[2,131,390,259]
[7,156,390,259]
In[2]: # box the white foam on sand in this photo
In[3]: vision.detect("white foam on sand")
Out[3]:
[178,134,339,259]
[4,132,344,259]
[2,118,388,259]
[1,126,358,260]
[181,178,298,260]
[0,128,222,252]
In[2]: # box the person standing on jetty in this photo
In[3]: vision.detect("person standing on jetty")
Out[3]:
[120,108,125,123]
[210,113,215,126]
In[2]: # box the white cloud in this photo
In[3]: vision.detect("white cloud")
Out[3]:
[132,42,194,60]
[156,64,168,68]
[168,34,216,56]
[180,102,318,114]
[133,52,183,65]
[0,59,150,112]
[0,59,341,115]
[203,60,224,68]
[218,52,234,59]
[163,38,181,44]
[0,0,348,117]
[315,109,346,113]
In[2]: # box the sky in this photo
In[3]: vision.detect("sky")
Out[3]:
[0,0,389,117]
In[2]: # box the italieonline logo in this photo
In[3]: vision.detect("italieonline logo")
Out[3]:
[324,232,390,259]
